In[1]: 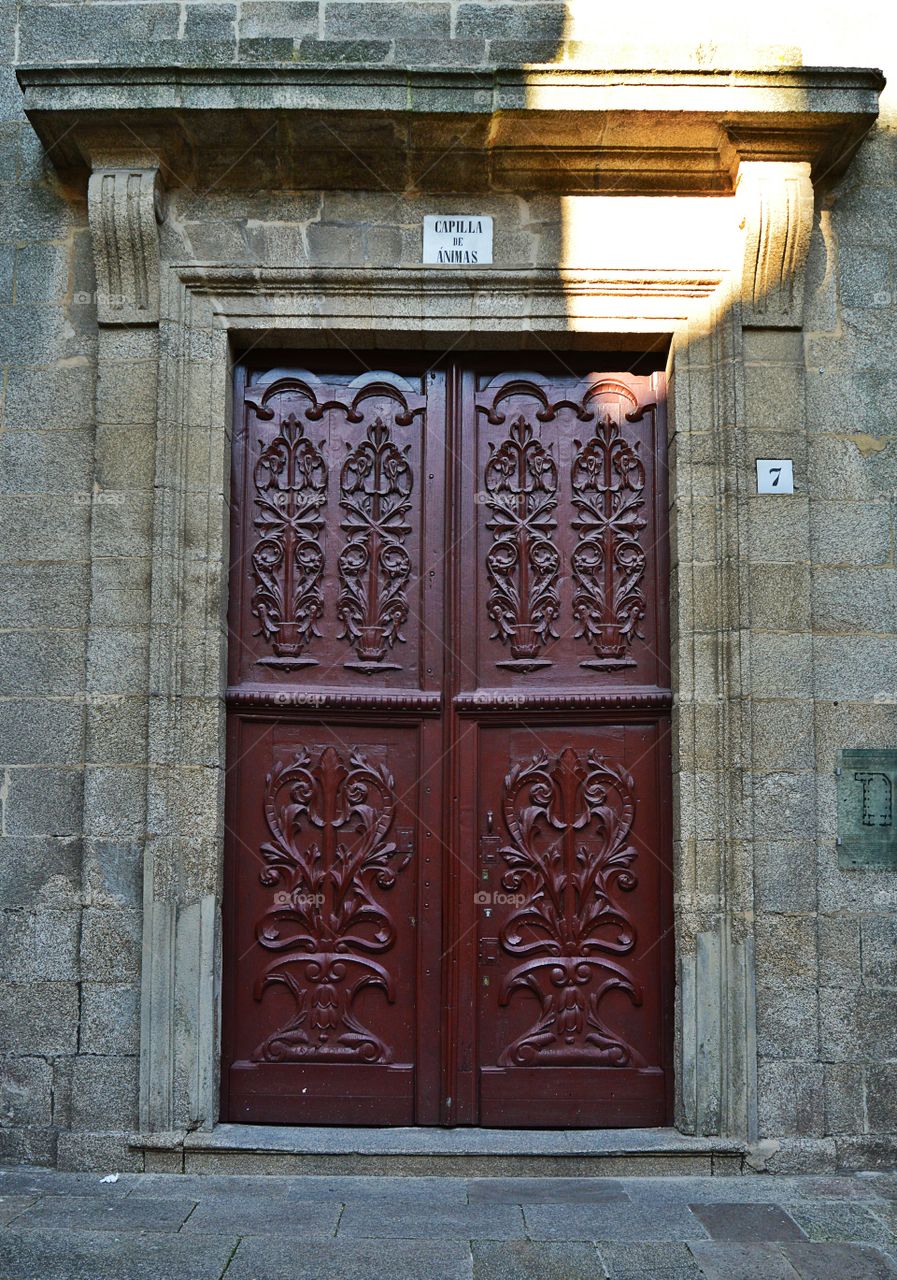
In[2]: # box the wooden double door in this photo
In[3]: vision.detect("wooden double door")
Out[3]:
[222,356,673,1128]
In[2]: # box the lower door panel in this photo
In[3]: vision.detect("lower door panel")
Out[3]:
[472,720,672,1128]
[223,717,424,1125]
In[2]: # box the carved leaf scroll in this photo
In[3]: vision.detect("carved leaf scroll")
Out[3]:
[337,416,413,674]
[484,415,560,672]
[250,411,327,669]
[253,744,411,1063]
[571,413,647,668]
[496,746,642,1067]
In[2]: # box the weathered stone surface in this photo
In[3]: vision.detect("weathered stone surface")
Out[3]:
[758,1060,825,1138]
[811,567,897,634]
[2,768,84,837]
[240,1,317,39]
[756,981,819,1060]
[688,1242,802,1279]
[466,1178,628,1203]
[860,917,897,986]
[456,3,567,40]
[0,428,93,494]
[0,562,89,630]
[786,1200,897,1248]
[183,1195,341,1236]
[820,987,897,1061]
[79,908,142,983]
[810,502,892,567]
[0,1055,53,1127]
[18,1190,195,1232]
[753,841,817,913]
[18,4,181,63]
[229,1238,474,1280]
[0,908,80,981]
[0,981,79,1054]
[70,1056,140,1130]
[325,3,451,40]
[689,1202,806,1242]
[781,1242,897,1279]
[817,915,862,989]
[0,699,83,766]
[824,1062,866,1136]
[80,983,140,1055]
[0,1227,236,1277]
[599,1241,702,1278]
[522,1201,706,1242]
[339,1200,525,1239]
[472,1240,603,1279]
[0,836,81,908]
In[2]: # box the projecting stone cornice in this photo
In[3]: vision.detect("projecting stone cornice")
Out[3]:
[17,64,884,196]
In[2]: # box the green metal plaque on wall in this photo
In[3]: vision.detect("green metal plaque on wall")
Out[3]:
[837,750,897,870]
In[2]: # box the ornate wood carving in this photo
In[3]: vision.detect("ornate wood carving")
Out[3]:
[253,744,410,1063]
[249,410,327,669]
[87,167,164,325]
[227,687,442,714]
[338,416,413,674]
[496,747,642,1067]
[484,414,560,672]
[454,688,672,714]
[571,413,647,668]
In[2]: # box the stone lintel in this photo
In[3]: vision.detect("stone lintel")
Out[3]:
[18,65,883,196]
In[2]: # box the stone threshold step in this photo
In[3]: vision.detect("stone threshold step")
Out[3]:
[133,1126,747,1177]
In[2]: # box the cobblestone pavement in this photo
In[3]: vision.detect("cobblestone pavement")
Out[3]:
[2,1166,897,1279]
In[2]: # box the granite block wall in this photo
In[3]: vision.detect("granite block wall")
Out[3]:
[0,1,895,1169]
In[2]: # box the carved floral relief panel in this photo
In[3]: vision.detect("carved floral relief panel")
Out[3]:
[232,368,429,690]
[467,372,665,693]
[475,721,670,1126]
[225,717,421,1119]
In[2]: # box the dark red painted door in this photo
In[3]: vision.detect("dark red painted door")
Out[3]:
[222,359,672,1127]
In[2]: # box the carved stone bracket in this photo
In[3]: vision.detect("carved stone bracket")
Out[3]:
[736,160,814,326]
[87,167,164,325]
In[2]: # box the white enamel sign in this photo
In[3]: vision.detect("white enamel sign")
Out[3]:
[423,215,493,265]
[756,459,795,494]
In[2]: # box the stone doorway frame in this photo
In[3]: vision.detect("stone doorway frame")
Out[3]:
[136,253,771,1146]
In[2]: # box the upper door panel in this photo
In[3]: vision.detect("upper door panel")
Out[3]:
[455,369,669,698]
[229,365,445,695]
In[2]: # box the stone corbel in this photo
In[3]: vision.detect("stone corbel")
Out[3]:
[87,167,164,325]
[736,160,814,326]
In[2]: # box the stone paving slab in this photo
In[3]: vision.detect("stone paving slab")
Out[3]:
[780,1241,897,1279]
[0,1168,134,1197]
[597,1241,704,1278]
[467,1176,629,1204]
[0,1196,40,1226]
[182,1195,341,1236]
[689,1241,803,1279]
[0,1227,239,1280]
[689,1202,807,1242]
[522,1200,707,1243]
[13,1193,198,1233]
[287,1175,470,1204]
[471,1239,604,1278]
[127,1172,299,1200]
[785,1200,897,1249]
[227,1237,474,1280]
[337,1200,526,1239]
